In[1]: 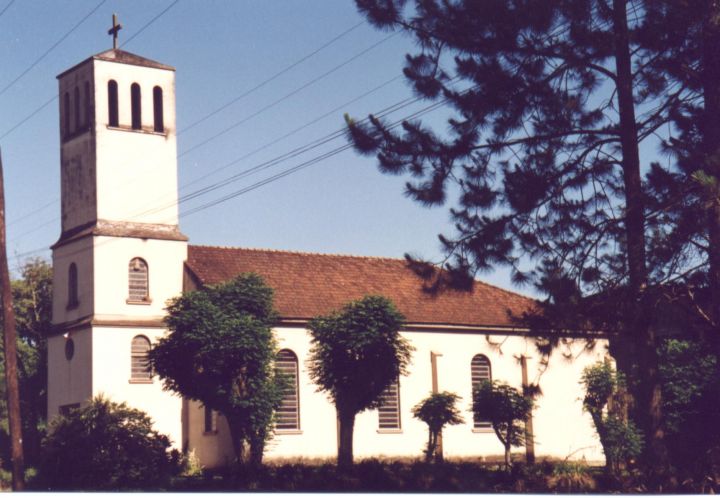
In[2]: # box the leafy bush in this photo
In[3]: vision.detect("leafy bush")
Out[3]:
[36,396,181,490]
[412,391,464,462]
[472,380,533,469]
[581,362,642,476]
[546,461,597,492]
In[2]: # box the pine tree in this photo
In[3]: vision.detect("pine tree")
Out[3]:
[348,0,681,473]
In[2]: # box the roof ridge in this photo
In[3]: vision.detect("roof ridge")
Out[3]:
[188,244,405,263]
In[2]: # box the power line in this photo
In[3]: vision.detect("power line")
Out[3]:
[179,97,451,218]
[0,0,107,98]
[120,0,180,48]
[0,0,15,19]
[180,74,404,192]
[9,92,450,260]
[129,89,424,220]
[0,94,57,140]
[8,199,56,227]
[178,32,398,158]
[179,20,365,136]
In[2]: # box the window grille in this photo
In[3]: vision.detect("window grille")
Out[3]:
[276,349,300,430]
[471,354,492,429]
[128,258,149,302]
[378,378,401,430]
[130,335,152,381]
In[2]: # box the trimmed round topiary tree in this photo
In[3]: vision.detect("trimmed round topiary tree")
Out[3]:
[37,396,181,490]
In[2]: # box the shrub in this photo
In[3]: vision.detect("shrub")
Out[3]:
[581,362,642,477]
[472,380,533,469]
[412,391,464,462]
[546,461,597,492]
[37,396,181,490]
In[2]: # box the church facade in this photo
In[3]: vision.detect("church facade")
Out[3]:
[47,48,608,467]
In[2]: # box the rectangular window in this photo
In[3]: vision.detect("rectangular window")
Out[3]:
[378,379,401,430]
[204,405,217,434]
[59,403,80,417]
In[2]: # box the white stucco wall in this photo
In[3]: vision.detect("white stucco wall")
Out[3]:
[91,325,183,449]
[47,328,93,419]
[92,236,187,317]
[52,237,94,324]
[186,327,608,467]
[93,59,178,226]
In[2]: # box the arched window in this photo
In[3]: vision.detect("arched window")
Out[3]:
[67,263,78,308]
[378,378,401,430]
[471,354,492,429]
[63,91,70,137]
[131,83,141,130]
[276,349,300,430]
[128,258,149,302]
[84,81,92,129]
[73,86,80,132]
[153,86,164,132]
[130,335,152,381]
[108,80,119,127]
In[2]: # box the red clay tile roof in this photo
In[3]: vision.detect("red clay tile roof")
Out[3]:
[185,245,536,329]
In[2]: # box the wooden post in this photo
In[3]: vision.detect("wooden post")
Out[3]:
[0,149,25,490]
[519,355,535,465]
[430,351,443,459]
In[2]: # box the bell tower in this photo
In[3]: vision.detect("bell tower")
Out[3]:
[48,35,187,449]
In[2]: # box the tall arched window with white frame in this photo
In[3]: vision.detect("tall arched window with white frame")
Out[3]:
[276,349,300,430]
[128,258,149,302]
[471,354,492,429]
[130,335,152,382]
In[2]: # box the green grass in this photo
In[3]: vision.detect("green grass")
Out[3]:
[169,459,605,493]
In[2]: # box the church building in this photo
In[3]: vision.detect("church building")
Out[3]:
[47,45,608,467]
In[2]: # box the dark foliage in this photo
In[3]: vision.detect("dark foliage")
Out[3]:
[149,273,284,466]
[35,396,181,490]
[307,295,412,466]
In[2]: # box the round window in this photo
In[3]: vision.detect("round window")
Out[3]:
[65,338,75,361]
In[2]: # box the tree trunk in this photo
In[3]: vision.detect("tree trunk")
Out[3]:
[701,0,720,349]
[226,418,246,466]
[248,432,265,468]
[337,407,355,469]
[434,429,444,463]
[611,0,667,475]
[426,430,435,463]
[0,150,24,490]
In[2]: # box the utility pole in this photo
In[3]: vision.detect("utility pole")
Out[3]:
[0,148,25,490]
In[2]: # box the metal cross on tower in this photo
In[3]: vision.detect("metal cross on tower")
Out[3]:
[108,13,122,49]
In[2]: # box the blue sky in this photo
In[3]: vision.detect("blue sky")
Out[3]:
[0,0,525,293]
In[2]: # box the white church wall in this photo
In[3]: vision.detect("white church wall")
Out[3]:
[52,237,94,324]
[93,60,178,226]
[47,328,93,419]
[92,236,187,317]
[186,326,608,467]
[531,342,607,462]
[91,325,183,449]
